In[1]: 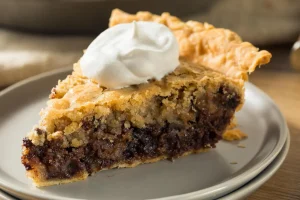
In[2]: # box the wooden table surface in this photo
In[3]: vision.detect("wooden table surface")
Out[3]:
[247,71,300,200]
[246,45,300,200]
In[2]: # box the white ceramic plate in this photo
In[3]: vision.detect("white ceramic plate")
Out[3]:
[220,132,290,200]
[0,190,16,200]
[0,68,288,200]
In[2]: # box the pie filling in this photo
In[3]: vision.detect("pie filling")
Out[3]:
[22,85,241,181]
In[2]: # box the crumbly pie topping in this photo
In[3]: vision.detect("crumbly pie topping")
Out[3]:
[28,60,243,146]
[109,9,272,81]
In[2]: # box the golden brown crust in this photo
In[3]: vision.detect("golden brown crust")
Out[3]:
[109,9,272,81]
[29,171,88,187]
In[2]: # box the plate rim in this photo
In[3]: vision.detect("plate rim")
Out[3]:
[0,189,16,200]
[219,131,290,200]
[0,68,288,200]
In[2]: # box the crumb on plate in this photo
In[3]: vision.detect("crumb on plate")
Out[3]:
[223,129,247,141]
[237,144,246,148]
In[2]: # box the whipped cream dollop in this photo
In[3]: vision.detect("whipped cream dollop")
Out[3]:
[80,21,179,89]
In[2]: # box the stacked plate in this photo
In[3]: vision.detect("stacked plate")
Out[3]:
[0,68,289,200]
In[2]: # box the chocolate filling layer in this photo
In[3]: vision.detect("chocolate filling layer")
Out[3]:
[22,85,241,180]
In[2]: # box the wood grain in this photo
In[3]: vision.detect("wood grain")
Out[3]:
[247,70,300,200]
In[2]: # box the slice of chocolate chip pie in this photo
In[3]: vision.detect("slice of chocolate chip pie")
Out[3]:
[21,10,271,187]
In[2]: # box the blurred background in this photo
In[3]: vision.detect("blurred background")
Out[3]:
[0,0,299,87]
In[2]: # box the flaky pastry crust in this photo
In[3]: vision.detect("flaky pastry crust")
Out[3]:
[109,9,271,81]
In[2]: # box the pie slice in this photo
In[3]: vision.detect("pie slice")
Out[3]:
[22,60,244,186]
[21,10,271,187]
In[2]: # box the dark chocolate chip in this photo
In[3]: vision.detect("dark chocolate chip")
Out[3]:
[24,164,32,170]
[22,138,33,148]
[35,128,46,135]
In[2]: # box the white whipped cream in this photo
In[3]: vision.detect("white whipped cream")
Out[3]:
[80,21,179,89]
